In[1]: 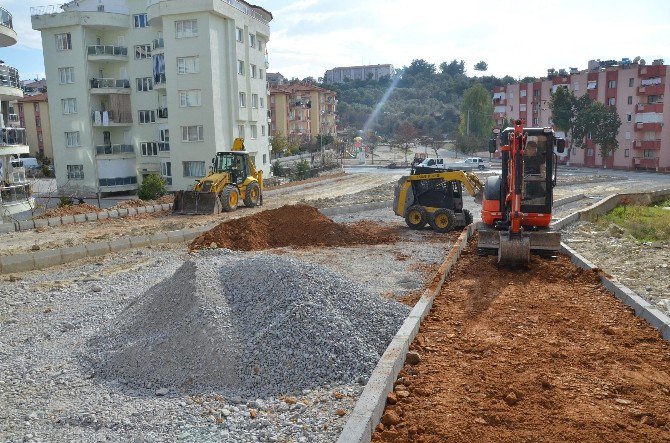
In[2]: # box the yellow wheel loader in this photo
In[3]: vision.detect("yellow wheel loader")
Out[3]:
[173,138,263,215]
[394,166,484,233]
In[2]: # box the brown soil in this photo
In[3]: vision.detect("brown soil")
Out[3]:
[35,203,102,219]
[264,171,347,190]
[111,194,174,209]
[189,204,397,251]
[373,237,670,443]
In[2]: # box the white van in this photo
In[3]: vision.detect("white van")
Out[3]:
[14,157,39,170]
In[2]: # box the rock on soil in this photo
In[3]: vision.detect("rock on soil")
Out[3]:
[87,251,409,397]
[189,204,397,251]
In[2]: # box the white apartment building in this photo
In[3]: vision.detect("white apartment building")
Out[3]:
[323,64,395,84]
[31,0,272,194]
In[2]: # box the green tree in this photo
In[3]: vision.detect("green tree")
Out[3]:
[456,84,494,155]
[439,59,465,76]
[590,101,622,157]
[138,174,167,200]
[270,133,289,156]
[474,61,488,72]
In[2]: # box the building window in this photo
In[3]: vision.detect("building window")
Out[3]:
[509,105,513,112]
[179,89,202,107]
[239,92,246,108]
[259,69,264,80]
[261,125,266,136]
[161,161,172,177]
[236,27,243,42]
[586,148,594,156]
[533,90,540,97]
[65,131,80,147]
[177,56,200,74]
[259,97,265,108]
[573,82,580,91]
[61,98,77,114]
[608,80,616,89]
[258,39,263,52]
[252,94,259,108]
[135,44,152,59]
[520,104,527,112]
[238,60,245,75]
[625,131,631,140]
[175,19,198,38]
[58,67,75,84]
[520,89,526,97]
[532,117,538,126]
[138,110,156,124]
[55,33,72,51]
[587,81,597,90]
[35,117,41,127]
[134,14,148,28]
[643,149,654,158]
[248,33,256,48]
[34,103,40,113]
[38,133,43,142]
[181,125,204,142]
[238,124,245,138]
[607,97,616,106]
[136,77,153,92]
[629,78,634,87]
[250,64,257,78]
[67,164,84,180]
[183,161,206,177]
[624,149,630,158]
[262,154,267,164]
[141,142,158,156]
[250,124,257,139]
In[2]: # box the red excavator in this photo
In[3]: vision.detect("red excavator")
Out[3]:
[477,120,566,265]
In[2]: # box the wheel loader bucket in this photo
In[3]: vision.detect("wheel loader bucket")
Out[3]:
[173,191,222,215]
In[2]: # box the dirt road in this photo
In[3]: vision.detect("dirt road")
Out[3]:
[373,238,670,442]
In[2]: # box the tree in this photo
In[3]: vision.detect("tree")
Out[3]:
[439,59,465,76]
[138,174,167,200]
[404,59,436,77]
[270,132,289,156]
[392,122,418,164]
[474,61,488,72]
[590,102,622,157]
[364,131,381,164]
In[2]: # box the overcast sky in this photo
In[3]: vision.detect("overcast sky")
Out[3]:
[4,0,670,81]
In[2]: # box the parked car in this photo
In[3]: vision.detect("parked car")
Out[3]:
[416,157,489,171]
[461,157,489,170]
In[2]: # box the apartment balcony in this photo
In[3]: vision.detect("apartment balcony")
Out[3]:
[153,73,166,90]
[95,144,135,157]
[634,122,663,132]
[157,107,168,119]
[633,157,660,170]
[0,7,17,47]
[98,176,138,192]
[8,113,19,123]
[90,78,131,94]
[87,45,128,62]
[0,64,22,100]
[637,84,665,96]
[0,183,33,216]
[91,110,132,127]
[636,103,664,113]
[633,140,661,150]
[158,141,170,152]
[152,38,164,52]
[0,128,29,155]
[31,5,129,30]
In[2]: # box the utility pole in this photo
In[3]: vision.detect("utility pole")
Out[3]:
[467,110,470,136]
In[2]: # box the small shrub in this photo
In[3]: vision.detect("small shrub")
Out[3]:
[58,196,72,207]
[271,161,285,177]
[138,174,167,200]
[294,160,311,180]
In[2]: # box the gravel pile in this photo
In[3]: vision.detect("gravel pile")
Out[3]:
[87,251,409,397]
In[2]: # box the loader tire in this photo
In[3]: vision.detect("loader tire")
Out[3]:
[429,208,456,233]
[221,185,239,212]
[404,205,427,229]
[243,182,261,208]
[463,209,473,226]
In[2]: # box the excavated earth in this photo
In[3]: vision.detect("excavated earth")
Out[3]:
[189,204,397,251]
[373,237,670,443]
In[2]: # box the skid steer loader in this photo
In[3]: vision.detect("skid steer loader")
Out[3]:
[173,138,263,215]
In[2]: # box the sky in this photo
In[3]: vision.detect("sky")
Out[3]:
[3,0,670,82]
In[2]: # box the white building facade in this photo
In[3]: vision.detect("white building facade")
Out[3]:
[31,0,272,194]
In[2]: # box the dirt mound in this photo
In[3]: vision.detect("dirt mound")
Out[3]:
[190,204,396,251]
[35,203,102,219]
[111,194,173,209]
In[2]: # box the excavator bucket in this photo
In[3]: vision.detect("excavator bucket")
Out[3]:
[498,232,530,266]
[477,225,561,266]
[173,191,222,215]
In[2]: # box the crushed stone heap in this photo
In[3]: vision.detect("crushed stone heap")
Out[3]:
[87,252,409,397]
[189,204,397,251]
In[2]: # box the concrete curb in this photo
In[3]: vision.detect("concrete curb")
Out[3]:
[337,224,474,443]
[561,242,670,342]
[553,193,585,207]
[319,200,393,217]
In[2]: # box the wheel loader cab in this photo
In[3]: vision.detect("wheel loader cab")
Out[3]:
[214,152,249,185]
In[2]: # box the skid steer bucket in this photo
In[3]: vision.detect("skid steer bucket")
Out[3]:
[173,191,222,215]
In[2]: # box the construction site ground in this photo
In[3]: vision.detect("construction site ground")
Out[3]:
[373,238,670,442]
[2,167,670,442]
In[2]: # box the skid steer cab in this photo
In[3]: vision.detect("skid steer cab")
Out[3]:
[173,138,263,215]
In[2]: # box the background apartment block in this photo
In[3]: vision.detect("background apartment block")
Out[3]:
[31,0,272,194]
[323,64,394,84]
[493,59,670,172]
[17,93,53,160]
[269,83,336,142]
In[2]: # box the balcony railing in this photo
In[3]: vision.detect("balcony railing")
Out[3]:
[154,73,166,86]
[152,38,164,50]
[158,141,170,152]
[634,140,661,150]
[157,107,168,119]
[0,128,26,146]
[90,78,130,89]
[99,176,138,187]
[87,45,128,57]
[0,64,20,89]
[8,114,19,122]
[633,157,660,169]
[95,144,134,155]
[0,183,31,205]
[91,110,132,125]
[0,7,13,29]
